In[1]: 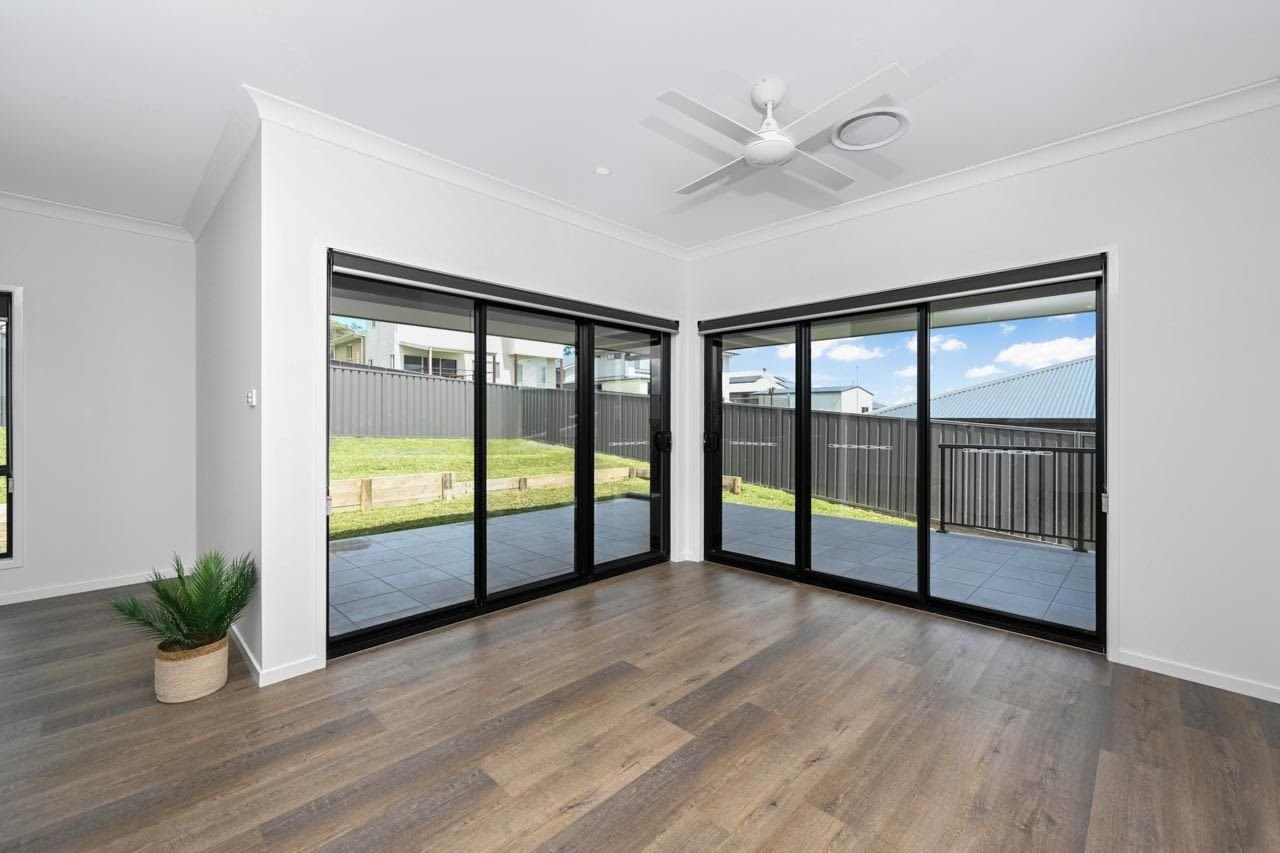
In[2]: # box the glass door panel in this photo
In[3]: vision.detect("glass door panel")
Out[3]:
[484,306,579,594]
[718,325,797,566]
[327,278,477,637]
[928,283,1099,632]
[592,326,664,565]
[809,310,920,589]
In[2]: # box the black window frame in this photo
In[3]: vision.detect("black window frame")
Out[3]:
[702,257,1107,652]
[326,253,676,658]
[0,292,11,560]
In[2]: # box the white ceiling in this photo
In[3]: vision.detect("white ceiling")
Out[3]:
[3,1,1278,249]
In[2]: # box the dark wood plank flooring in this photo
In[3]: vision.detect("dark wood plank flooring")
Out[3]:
[2,562,1278,851]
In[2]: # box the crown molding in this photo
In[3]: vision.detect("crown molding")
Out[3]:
[684,76,1280,261]
[240,86,689,261]
[182,88,261,241]
[0,190,191,243]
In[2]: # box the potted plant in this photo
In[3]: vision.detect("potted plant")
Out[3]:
[110,551,257,703]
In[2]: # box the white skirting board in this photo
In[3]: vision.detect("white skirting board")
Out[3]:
[1109,648,1280,704]
[228,623,324,687]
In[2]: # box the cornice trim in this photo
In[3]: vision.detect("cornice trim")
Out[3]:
[684,76,1280,260]
[0,190,191,243]
[241,86,689,261]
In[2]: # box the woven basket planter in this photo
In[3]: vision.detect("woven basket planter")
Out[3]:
[154,636,228,703]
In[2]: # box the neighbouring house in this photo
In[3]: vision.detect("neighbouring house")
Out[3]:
[874,355,1095,431]
[724,370,875,413]
[342,320,567,387]
[564,350,651,394]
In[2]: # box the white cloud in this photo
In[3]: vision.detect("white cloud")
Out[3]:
[996,335,1095,370]
[1050,314,1078,322]
[827,343,886,362]
[999,322,1017,335]
[894,364,917,378]
[965,364,1003,379]
[811,339,839,358]
[908,333,966,353]
[776,343,795,359]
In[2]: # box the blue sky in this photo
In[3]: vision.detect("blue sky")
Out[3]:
[732,312,1097,407]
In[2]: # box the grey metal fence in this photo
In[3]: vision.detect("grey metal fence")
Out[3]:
[723,402,1096,547]
[329,363,651,462]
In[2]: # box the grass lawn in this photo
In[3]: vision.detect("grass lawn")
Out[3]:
[724,482,913,527]
[328,436,908,540]
[329,477,646,539]
[329,436,640,481]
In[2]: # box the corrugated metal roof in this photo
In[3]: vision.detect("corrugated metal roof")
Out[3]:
[875,355,1095,421]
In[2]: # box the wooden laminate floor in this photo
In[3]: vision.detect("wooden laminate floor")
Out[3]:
[2,562,1278,852]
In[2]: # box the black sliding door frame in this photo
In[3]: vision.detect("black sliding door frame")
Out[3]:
[703,259,1107,653]
[327,253,674,658]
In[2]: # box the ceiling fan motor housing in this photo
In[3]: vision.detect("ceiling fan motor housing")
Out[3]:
[744,131,796,166]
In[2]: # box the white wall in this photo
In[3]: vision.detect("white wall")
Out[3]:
[0,206,195,603]
[685,105,1280,701]
[254,122,686,684]
[195,137,264,662]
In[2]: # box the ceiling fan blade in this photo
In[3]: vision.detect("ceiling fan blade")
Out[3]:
[675,157,749,194]
[786,151,856,192]
[658,90,760,146]
[783,64,911,147]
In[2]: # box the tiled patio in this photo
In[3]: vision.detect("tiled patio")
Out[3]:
[328,497,654,635]
[723,504,1096,631]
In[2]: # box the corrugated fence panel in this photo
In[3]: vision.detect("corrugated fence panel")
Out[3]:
[723,402,1096,546]
[330,364,652,463]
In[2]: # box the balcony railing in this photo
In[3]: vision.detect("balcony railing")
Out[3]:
[938,443,1097,551]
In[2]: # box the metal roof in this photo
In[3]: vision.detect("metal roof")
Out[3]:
[875,355,1095,421]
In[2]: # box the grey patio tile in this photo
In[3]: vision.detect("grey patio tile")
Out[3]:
[825,541,896,562]
[1000,553,1073,575]
[978,574,1062,602]
[379,565,458,590]
[327,537,386,553]
[1051,587,1096,609]
[328,607,358,635]
[335,590,421,623]
[929,579,978,602]
[966,588,1050,620]
[329,577,397,604]
[867,554,918,574]
[1061,573,1096,592]
[995,563,1072,585]
[341,548,413,568]
[939,554,1009,573]
[362,557,434,579]
[487,565,536,592]
[428,556,476,578]
[931,563,996,586]
[356,604,430,629]
[1044,602,1096,631]
[402,578,474,610]
[328,566,372,587]
[1069,562,1096,579]
[896,575,919,591]
[822,563,913,589]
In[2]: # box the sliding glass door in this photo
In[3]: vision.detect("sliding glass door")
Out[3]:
[327,265,673,652]
[710,325,798,568]
[808,310,919,590]
[592,325,668,568]
[927,283,1099,632]
[327,277,478,636]
[704,262,1105,650]
[483,306,580,596]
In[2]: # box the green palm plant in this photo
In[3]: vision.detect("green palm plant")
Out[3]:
[110,552,257,651]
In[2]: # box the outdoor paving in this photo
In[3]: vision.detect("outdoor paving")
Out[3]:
[723,503,1096,631]
[328,498,653,635]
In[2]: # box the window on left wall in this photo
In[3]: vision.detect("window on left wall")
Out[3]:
[0,293,13,558]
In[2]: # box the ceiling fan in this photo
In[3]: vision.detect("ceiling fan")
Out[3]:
[658,65,912,195]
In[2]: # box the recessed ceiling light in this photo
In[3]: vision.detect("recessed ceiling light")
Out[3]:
[594,165,612,176]
[830,108,910,151]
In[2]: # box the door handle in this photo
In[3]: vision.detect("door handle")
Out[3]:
[703,431,720,453]
[652,430,673,453]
